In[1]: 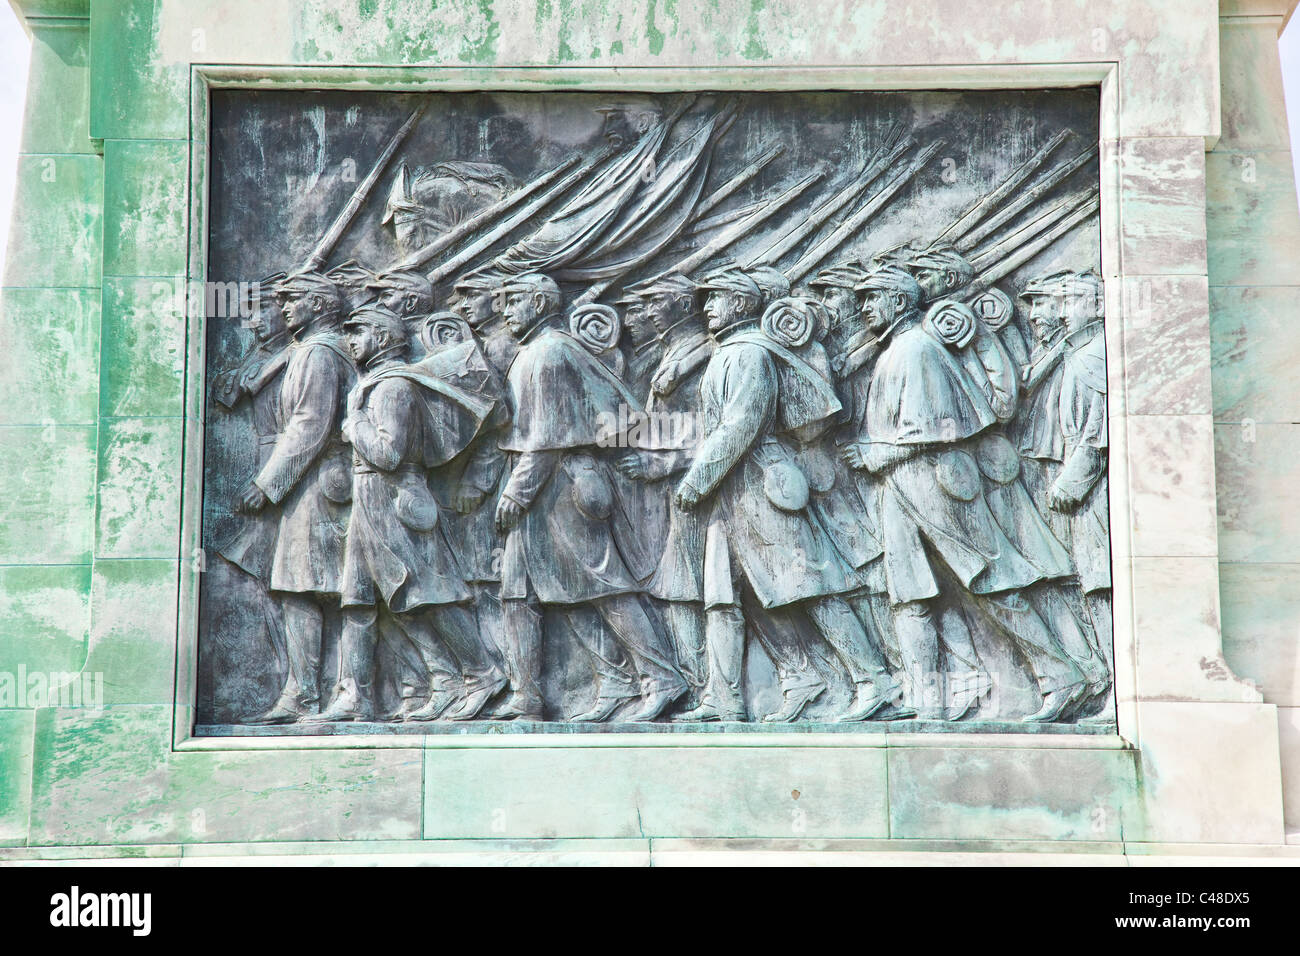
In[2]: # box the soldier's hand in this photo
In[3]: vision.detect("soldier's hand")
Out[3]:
[674,481,702,511]
[1048,484,1080,513]
[495,496,524,532]
[453,484,486,514]
[840,442,868,470]
[235,483,269,515]
[615,452,650,481]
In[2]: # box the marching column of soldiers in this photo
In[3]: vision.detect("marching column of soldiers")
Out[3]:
[215,241,1113,726]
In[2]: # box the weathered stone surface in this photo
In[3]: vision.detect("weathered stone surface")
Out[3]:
[19,19,93,156]
[1136,700,1285,844]
[99,276,185,417]
[1210,285,1300,423]
[94,416,183,559]
[1122,275,1213,415]
[1207,149,1300,287]
[0,425,96,563]
[1120,138,1208,276]
[28,707,424,845]
[886,746,1140,841]
[424,746,889,839]
[1214,421,1300,563]
[86,559,179,705]
[0,287,100,425]
[102,140,188,278]
[1124,414,1218,557]
[0,564,91,681]
[1,154,102,288]
[0,711,36,846]
[1221,561,1300,706]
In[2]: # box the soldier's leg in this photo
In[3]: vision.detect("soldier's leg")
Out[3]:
[474,584,507,666]
[665,600,707,693]
[935,602,992,720]
[499,597,546,717]
[1030,582,1108,686]
[969,589,1086,722]
[410,603,506,721]
[805,596,905,720]
[848,589,901,671]
[563,604,639,721]
[1085,589,1114,666]
[592,594,686,721]
[741,591,825,723]
[890,600,943,717]
[305,604,379,720]
[698,603,747,718]
[278,592,324,712]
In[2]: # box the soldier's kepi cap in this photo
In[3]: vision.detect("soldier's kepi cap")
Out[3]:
[499,272,561,299]
[854,264,923,302]
[809,262,867,291]
[343,302,408,340]
[452,269,504,293]
[1020,269,1074,299]
[696,265,762,299]
[275,270,341,298]
[636,273,698,299]
[365,269,432,295]
[903,244,974,283]
[746,265,791,302]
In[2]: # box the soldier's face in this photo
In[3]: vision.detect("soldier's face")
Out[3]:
[281,292,316,333]
[860,288,897,335]
[645,292,683,333]
[703,291,743,333]
[449,287,495,327]
[820,287,857,333]
[912,267,950,301]
[1061,292,1099,334]
[346,324,381,364]
[377,287,411,316]
[503,291,540,337]
[250,299,286,342]
[1026,296,1064,343]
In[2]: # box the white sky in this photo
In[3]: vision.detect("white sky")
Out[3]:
[2,8,1300,279]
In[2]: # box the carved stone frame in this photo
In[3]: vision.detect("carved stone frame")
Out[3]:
[176,61,1137,747]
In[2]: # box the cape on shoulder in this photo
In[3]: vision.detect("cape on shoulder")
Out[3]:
[502,328,645,453]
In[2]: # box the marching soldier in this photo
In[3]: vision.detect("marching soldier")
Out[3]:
[496,273,687,722]
[311,304,504,721]
[616,274,714,701]
[841,266,1087,722]
[235,271,357,724]
[674,268,904,722]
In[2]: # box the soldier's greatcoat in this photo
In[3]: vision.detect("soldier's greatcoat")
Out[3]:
[642,324,712,602]
[256,330,357,595]
[866,319,1048,604]
[499,324,652,605]
[340,361,491,612]
[1057,326,1111,594]
[679,324,849,610]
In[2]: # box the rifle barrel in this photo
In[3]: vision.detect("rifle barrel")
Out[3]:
[956,146,1097,252]
[745,133,912,268]
[971,195,1101,293]
[786,139,945,283]
[969,188,1098,272]
[694,143,784,219]
[932,128,1072,246]
[305,105,425,272]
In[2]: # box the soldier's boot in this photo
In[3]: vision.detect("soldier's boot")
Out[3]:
[597,594,687,722]
[304,607,378,722]
[410,603,506,721]
[665,601,708,708]
[677,605,748,722]
[890,600,944,719]
[245,593,325,723]
[804,597,910,721]
[935,605,992,720]
[973,590,1088,722]
[1076,591,1116,724]
[495,598,547,719]
[562,603,640,722]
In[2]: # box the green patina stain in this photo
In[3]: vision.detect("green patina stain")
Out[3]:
[645,0,665,55]
[742,0,771,60]
[358,0,379,17]
[458,0,501,63]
